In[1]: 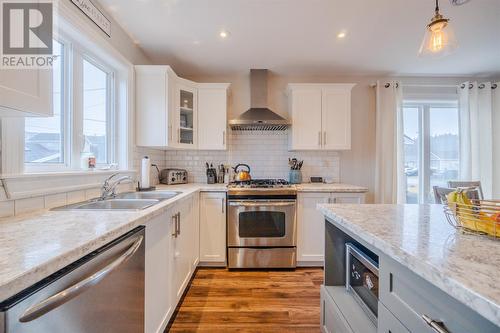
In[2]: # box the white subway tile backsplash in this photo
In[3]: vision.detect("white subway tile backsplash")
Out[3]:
[85,188,102,200]
[164,130,340,183]
[0,201,14,218]
[15,197,44,215]
[44,193,67,209]
[67,190,86,204]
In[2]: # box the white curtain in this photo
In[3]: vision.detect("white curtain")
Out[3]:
[459,81,499,199]
[375,80,405,204]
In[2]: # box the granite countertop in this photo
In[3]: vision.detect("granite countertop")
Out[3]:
[317,204,500,327]
[0,182,364,303]
[295,183,368,193]
[0,183,226,303]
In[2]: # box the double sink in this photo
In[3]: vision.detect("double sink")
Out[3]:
[54,191,181,211]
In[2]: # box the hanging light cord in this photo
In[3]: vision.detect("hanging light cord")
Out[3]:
[435,0,440,13]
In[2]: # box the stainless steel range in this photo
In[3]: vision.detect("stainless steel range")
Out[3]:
[227,179,297,269]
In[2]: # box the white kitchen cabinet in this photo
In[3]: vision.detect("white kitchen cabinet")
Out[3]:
[145,208,176,333]
[0,68,52,117]
[145,193,200,333]
[288,84,355,151]
[175,80,198,149]
[288,87,323,150]
[172,196,196,301]
[135,65,177,148]
[197,84,230,150]
[321,87,352,150]
[297,191,366,266]
[297,192,330,265]
[199,192,226,265]
[135,65,230,150]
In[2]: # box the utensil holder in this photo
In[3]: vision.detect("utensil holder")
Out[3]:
[288,170,302,184]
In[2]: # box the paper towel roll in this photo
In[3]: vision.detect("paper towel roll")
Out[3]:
[141,156,151,189]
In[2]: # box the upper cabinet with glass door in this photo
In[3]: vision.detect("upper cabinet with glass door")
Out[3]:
[135,65,229,150]
[175,81,197,149]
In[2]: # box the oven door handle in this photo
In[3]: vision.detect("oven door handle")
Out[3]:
[229,201,296,207]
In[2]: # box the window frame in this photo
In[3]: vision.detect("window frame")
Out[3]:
[24,33,117,172]
[79,52,115,167]
[24,36,72,173]
[403,100,460,203]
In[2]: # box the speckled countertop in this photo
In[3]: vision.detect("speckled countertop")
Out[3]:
[318,204,500,327]
[295,183,368,193]
[0,182,366,303]
[0,183,226,303]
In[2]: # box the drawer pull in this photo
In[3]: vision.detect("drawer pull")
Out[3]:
[422,314,450,333]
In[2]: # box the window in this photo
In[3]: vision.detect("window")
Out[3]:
[24,37,115,171]
[25,40,65,165]
[403,101,460,203]
[83,58,113,164]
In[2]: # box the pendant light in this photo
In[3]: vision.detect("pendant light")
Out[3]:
[418,0,458,57]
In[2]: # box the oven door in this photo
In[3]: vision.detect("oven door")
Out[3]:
[227,200,296,247]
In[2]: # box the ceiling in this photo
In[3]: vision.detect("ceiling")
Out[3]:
[99,0,500,77]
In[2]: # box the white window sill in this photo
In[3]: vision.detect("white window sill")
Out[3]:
[0,169,136,180]
[0,170,137,200]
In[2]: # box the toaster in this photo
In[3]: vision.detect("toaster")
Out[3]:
[160,169,188,185]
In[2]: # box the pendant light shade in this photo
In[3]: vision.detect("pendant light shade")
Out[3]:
[418,0,458,57]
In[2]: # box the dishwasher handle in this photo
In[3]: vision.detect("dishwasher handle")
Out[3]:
[19,234,144,323]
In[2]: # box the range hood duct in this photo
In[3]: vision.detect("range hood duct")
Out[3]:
[229,69,290,131]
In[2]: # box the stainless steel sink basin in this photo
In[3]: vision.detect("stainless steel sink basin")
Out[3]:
[114,191,181,200]
[52,191,182,211]
[54,199,160,211]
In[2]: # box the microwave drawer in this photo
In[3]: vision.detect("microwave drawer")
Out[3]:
[379,255,498,333]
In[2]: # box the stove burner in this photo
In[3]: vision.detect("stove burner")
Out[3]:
[229,179,290,188]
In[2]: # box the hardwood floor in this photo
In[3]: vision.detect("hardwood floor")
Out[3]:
[167,268,324,333]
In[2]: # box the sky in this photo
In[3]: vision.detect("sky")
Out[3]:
[403,106,459,139]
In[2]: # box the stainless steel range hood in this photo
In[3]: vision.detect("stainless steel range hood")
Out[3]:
[229,69,290,131]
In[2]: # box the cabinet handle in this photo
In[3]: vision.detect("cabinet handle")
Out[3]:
[178,128,181,143]
[177,212,181,235]
[172,214,177,237]
[221,198,225,213]
[169,124,172,141]
[318,131,322,146]
[422,315,450,333]
[223,131,225,145]
[323,131,327,145]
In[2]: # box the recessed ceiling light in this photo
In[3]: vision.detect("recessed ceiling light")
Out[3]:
[337,31,346,39]
[219,30,229,39]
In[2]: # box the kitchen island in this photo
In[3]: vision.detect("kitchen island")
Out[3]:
[318,204,500,333]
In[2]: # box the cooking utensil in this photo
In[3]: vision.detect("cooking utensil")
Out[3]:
[233,164,251,181]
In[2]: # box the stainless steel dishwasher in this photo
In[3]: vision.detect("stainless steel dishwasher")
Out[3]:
[0,226,145,333]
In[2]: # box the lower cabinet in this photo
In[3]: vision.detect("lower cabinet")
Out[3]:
[321,286,352,333]
[145,194,199,333]
[379,255,499,333]
[145,207,176,333]
[297,192,365,266]
[172,196,197,301]
[199,192,226,265]
[377,302,409,333]
[297,193,330,265]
